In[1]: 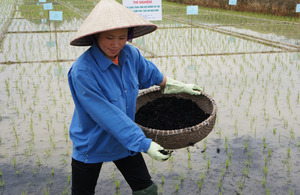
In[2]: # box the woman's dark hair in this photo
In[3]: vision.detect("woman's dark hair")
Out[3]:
[128,28,134,42]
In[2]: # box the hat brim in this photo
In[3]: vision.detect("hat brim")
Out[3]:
[70,0,158,46]
[70,25,157,46]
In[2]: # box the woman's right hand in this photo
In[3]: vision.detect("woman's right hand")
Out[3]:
[147,141,172,161]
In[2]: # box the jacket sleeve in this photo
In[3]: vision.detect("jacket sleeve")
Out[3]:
[132,47,164,89]
[69,66,151,153]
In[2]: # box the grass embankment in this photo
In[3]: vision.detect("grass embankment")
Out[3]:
[161,0,300,40]
[167,0,299,17]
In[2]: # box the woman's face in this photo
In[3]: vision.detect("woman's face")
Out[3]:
[97,28,128,60]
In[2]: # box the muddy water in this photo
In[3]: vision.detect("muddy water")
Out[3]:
[135,27,282,57]
[1,2,300,195]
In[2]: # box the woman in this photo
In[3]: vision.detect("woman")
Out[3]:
[68,0,201,194]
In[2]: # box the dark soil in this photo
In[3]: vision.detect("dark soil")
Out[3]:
[135,97,210,130]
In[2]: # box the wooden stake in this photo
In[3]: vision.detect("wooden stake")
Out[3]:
[55,21,59,60]
[191,15,193,65]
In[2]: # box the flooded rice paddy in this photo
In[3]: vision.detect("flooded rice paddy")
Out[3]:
[0,0,299,194]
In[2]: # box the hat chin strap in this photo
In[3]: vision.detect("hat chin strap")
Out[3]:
[90,28,134,46]
[127,28,133,43]
[90,35,101,49]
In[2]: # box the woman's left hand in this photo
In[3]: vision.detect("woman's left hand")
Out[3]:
[162,77,202,95]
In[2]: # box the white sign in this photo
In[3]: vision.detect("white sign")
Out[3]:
[187,6,198,15]
[296,4,300,13]
[229,0,237,5]
[46,41,56,47]
[123,0,162,21]
[43,3,53,10]
[49,11,63,21]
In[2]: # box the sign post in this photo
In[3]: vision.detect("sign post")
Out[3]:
[229,0,237,13]
[187,6,198,66]
[228,0,237,43]
[49,11,63,60]
[296,4,300,27]
[43,3,53,40]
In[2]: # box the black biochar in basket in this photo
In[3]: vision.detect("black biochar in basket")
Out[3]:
[135,96,210,130]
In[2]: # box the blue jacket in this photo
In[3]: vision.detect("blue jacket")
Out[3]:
[68,43,163,163]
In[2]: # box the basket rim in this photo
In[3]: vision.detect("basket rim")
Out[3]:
[136,87,217,136]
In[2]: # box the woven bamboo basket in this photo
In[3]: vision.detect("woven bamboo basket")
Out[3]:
[136,87,217,149]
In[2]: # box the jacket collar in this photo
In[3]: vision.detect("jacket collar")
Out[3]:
[90,42,128,72]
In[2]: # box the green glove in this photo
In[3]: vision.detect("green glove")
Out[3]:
[163,77,202,95]
[147,142,171,162]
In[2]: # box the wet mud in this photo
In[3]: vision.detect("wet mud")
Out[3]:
[0,0,299,194]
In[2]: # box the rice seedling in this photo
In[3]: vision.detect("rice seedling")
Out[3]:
[245,157,251,167]
[283,119,289,129]
[187,160,192,169]
[225,136,229,152]
[44,149,51,157]
[287,147,291,158]
[46,174,53,186]
[207,157,210,170]
[261,176,266,187]
[13,125,19,144]
[161,175,165,184]
[174,181,179,192]
[264,156,269,167]
[180,171,184,183]
[43,184,49,195]
[22,189,28,195]
[62,185,70,195]
[13,157,17,167]
[218,178,222,190]
[16,169,22,176]
[234,119,238,135]
[262,166,268,177]
[5,79,10,97]
[228,149,233,161]
[37,156,41,166]
[221,168,225,178]
[267,148,272,158]
[289,128,295,140]
[273,128,276,135]
[0,178,5,188]
[187,147,191,160]
[243,166,249,177]
[243,139,249,151]
[151,159,156,174]
[263,137,267,149]
[287,163,291,175]
[225,158,230,170]
[238,180,243,190]
[32,168,36,176]
[197,181,202,191]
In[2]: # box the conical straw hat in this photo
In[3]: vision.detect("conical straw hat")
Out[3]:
[70,0,157,46]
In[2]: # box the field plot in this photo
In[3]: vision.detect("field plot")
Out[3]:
[0,0,300,195]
